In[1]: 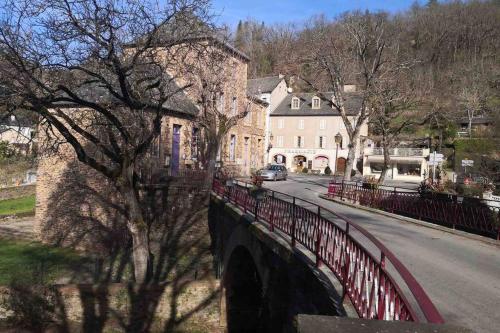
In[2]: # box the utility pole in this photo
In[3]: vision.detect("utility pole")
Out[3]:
[432,151,437,183]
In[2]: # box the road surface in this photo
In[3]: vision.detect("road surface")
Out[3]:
[263,174,500,333]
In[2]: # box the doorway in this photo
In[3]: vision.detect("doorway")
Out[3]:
[171,124,181,176]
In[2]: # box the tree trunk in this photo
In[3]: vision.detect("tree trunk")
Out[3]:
[121,165,150,283]
[344,132,360,181]
[378,145,391,184]
[204,139,220,190]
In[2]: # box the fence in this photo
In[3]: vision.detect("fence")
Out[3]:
[327,182,500,240]
[212,179,444,324]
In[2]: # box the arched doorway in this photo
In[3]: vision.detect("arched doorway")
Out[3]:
[224,247,265,333]
[273,154,286,165]
[336,157,346,174]
[314,155,329,170]
[293,155,307,172]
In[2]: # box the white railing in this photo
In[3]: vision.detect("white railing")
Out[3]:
[366,148,426,157]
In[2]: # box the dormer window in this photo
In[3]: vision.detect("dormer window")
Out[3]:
[291,96,300,109]
[312,96,320,109]
[331,95,337,107]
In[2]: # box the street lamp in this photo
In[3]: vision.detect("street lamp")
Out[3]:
[334,132,342,176]
[268,133,274,150]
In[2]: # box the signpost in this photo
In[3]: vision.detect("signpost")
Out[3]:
[462,159,474,175]
[429,152,444,181]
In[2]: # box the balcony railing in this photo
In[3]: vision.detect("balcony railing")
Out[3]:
[365,148,425,157]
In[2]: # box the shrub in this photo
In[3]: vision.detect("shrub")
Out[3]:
[302,167,309,174]
[324,166,332,175]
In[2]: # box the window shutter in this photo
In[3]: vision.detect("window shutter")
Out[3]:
[293,136,297,147]
[315,136,319,148]
[301,136,305,148]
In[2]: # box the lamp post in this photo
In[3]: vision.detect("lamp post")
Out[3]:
[334,132,342,177]
[267,132,274,165]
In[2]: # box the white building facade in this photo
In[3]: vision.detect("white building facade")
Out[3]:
[247,75,289,163]
[362,147,431,182]
[268,92,368,174]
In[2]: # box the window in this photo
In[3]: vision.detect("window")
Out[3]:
[298,119,304,130]
[296,136,303,148]
[191,127,199,160]
[370,162,384,174]
[312,96,320,109]
[218,93,225,113]
[318,136,326,149]
[276,135,284,147]
[291,97,300,109]
[278,119,284,129]
[231,97,237,116]
[319,119,326,130]
[397,163,421,176]
[229,135,236,161]
[244,112,251,125]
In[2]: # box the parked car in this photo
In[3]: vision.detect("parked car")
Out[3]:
[258,165,287,181]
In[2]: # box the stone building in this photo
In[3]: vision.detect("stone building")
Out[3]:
[35,37,265,245]
[222,95,268,176]
[268,90,368,174]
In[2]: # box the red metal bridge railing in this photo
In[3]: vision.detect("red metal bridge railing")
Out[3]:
[327,181,500,240]
[212,179,444,324]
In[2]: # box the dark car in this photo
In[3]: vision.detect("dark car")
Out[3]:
[259,165,288,181]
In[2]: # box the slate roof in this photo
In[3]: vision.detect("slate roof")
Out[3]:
[247,76,284,95]
[53,76,199,118]
[271,92,362,116]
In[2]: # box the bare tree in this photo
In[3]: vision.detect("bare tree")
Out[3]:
[458,73,489,138]
[0,0,213,282]
[182,43,252,185]
[369,79,422,183]
[301,12,392,180]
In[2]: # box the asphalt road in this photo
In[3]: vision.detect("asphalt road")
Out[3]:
[263,174,500,333]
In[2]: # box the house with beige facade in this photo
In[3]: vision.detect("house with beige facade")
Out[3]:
[247,75,289,161]
[268,91,368,174]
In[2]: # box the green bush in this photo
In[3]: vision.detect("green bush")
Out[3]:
[302,167,309,173]
[324,166,332,175]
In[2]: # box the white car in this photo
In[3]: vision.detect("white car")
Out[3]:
[259,165,288,181]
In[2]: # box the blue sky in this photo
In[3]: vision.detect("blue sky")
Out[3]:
[211,0,425,27]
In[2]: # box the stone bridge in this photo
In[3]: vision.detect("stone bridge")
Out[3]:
[208,180,469,333]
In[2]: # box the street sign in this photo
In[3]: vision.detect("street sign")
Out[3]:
[428,161,439,166]
[429,153,444,162]
[462,159,474,167]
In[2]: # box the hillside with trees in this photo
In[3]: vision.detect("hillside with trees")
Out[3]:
[235,0,500,184]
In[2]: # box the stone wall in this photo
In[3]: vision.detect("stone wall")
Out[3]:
[0,184,35,201]
[0,281,221,332]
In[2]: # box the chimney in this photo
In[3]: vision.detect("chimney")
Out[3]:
[343,84,356,92]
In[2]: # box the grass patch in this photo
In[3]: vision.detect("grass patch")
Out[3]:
[0,238,88,285]
[0,195,35,217]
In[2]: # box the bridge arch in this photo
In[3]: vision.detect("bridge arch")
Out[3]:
[223,246,266,332]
